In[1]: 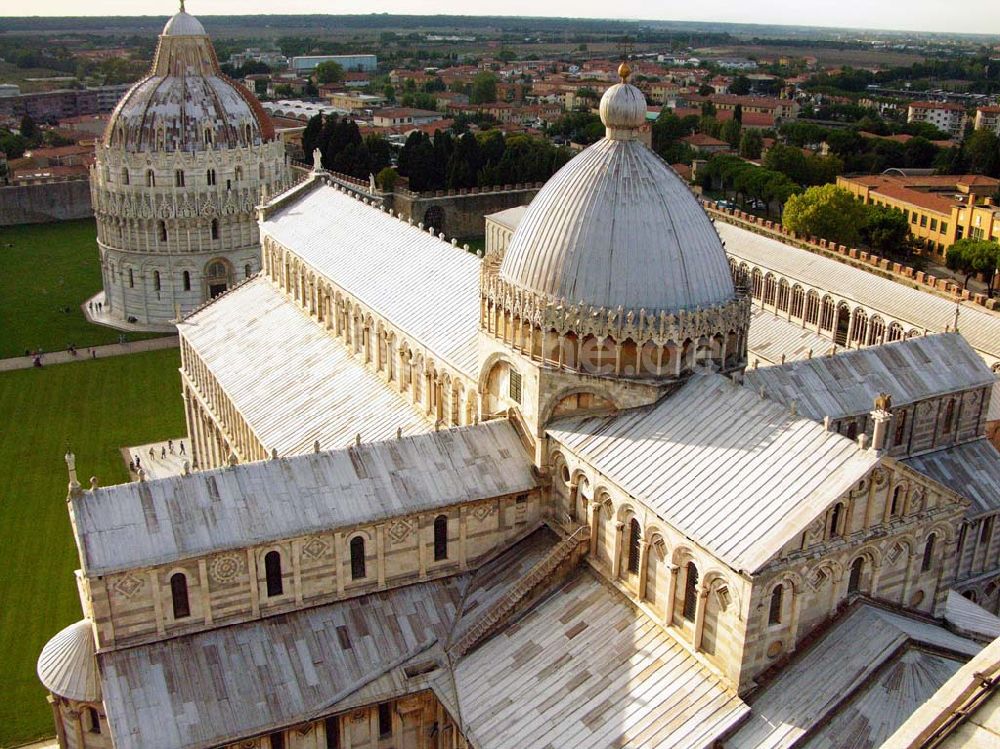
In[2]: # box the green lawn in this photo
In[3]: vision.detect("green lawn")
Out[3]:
[0,349,185,747]
[0,220,164,359]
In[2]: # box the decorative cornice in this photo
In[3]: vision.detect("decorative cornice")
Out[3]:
[481,264,751,345]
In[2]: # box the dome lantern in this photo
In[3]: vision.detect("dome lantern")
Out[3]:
[599,63,647,140]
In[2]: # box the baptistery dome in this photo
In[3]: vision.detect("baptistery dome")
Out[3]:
[104,5,273,153]
[499,63,735,314]
[90,2,290,328]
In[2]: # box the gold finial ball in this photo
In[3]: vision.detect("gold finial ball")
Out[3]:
[618,61,632,83]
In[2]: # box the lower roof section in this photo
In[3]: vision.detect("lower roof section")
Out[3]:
[726,601,980,749]
[904,438,1000,518]
[178,276,430,457]
[454,570,749,749]
[747,304,836,367]
[99,528,559,749]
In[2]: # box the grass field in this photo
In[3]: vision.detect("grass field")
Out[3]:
[0,349,185,747]
[0,219,164,359]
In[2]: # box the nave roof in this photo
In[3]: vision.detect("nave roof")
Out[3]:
[72,415,536,575]
[261,183,481,377]
[179,277,430,457]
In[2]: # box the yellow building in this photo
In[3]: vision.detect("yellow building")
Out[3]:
[837,174,1000,258]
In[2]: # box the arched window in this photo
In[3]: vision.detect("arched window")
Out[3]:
[84,706,101,734]
[894,411,907,446]
[211,218,219,240]
[183,270,191,291]
[245,124,253,143]
[175,169,185,187]
[350,536,366,579]
[943,400,956,434]
[170,572,190,619]
[433,515,448,561]
[922,534,936,572]
[245,263,252,278]
[768,584,783,625]
[682,562,699,622]
[259,162,266,180]
[121,167,129,185]
[207,168,217,186]
[890,486,904,517]
[158,220,167,242]
[146,169,155,187]
[848,557,864,594]
[204,128,214,147]
[627,518,641,574]
[128,268,134,288]
[153,270,161,292]
[235,165,244,181]
[829,502,844,538]
[264,550,283,597]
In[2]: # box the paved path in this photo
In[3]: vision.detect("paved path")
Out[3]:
[0,335,179,373]
[122,437,192,481]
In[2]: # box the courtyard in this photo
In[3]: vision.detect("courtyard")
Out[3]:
[0,349,185,746]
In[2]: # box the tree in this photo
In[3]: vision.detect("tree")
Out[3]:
[782,184,868,246]
[302,113,323,160]
[720,119,742,148]
[470,72,498,104]
[962,129,1000,177]
[739,130,764,160]
[732,103,743,125]
[946,239,1000,296]
[313,60,345,85]
[19,115,39,144]
[446,131,482,188]
[862,204,912,258]
[376,166,398,192]
[729,76,751,95]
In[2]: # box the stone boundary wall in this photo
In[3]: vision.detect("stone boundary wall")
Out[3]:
[706,202,1000,313]
[0,178,94,226]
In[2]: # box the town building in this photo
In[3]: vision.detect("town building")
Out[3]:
[36,53,1000,749]
[370,108,443,128]
[975,105,1000,135]
[290,54,378,74]
[837,173,1000,256]
[908,101,969,139]
[90,6,291,326]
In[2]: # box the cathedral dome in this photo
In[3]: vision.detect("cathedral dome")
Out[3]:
[37,619,101,702]
[498,64,735,314]
[104,4,273,153]
[162,9,206,36]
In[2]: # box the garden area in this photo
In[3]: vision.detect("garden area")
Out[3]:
[0,349,185,746]
[0,219,164,359]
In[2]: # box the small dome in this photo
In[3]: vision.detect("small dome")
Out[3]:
[104,5,273,152]
[599,82,647,136]
[499,138,735,313]
[37,619,101,702]
[163,10,206,36]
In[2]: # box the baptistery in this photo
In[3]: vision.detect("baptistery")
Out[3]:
[91,3,291,325]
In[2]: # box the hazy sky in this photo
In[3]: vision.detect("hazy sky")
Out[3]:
[8,0,1000,36]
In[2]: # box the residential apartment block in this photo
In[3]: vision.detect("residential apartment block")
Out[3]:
[907,101,969,139]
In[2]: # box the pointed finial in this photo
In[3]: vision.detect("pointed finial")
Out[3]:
[179,0,186,12]
[618,61,632,83]
[65,450,82,498]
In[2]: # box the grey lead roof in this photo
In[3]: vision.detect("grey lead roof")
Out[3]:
[747,304,836,366]
[501,138,735,313]
[719,221,1000,362]
[743,333,995,422]
[726,602,979,749]
[904,438,1000,518]
[548,373,877,572]
[72,419,536,575]
[454,570,749,749]
[262,184,481,377]
[179,277,430,456]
